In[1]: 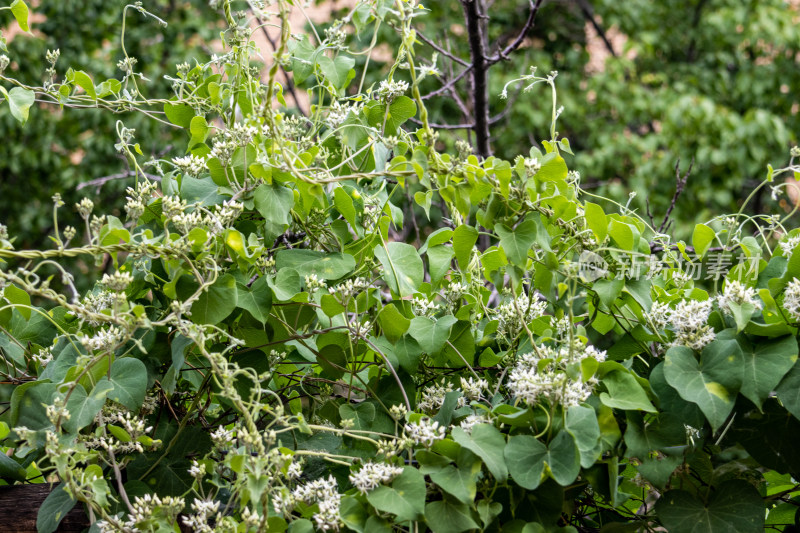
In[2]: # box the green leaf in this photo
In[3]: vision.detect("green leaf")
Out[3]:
[609,219,634,251]
[318,54,355,90]
[334,186,357,229]
[427,245,455,286]
[63,382,114,433]
[4,283,31,319]
[71,70,96,99]
[593,279,624,308]
[276,250,355,280]
[378,303,410,343]
[366,467,425,522]
[36,483,77,533]
[496,220,537,267]
[236,277,273,324]
[451,424,508,482]
[408,316,457,354]
[268,268,300,301]
[692,223,716,258]
[253,182,295,226]
[537,153,568,182]
[10,0,29,32]
[374,242,424,296]
[0,452,27,482]
[452,225,478,270]
[2,86,35,124]
[430,464,478,504]
[565,405,602,468]
[425,500,480,533]
[188,115,209,148]
[663,338,744,431]
[599,369,657,412]
[505,431,581,489]
[584,202,608,242]
[738,335,797,409]
[192,274,238,325]
[339,402,376,431]
[393,335,423,372]
[164,102,194,128]
[98,358,148,411]
[776,360,800,420]
[655,480,764,533]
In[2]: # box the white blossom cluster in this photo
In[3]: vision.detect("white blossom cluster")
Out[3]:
[652,299,716,351]
[459,413,490,434]
[182,498,222,533]
[348,462,404,494]
[97,494,184,532]
[304,274,326,293]
[172,154,208,177]
[277,475,341,531]
[123,181,158,221]
[780,235,800,258]
[326,100,363,129]
[101,271,133,292]
[495,295,547,345]
[507,341,606,408]
[404,418,446,447]
[784,278,800,321]
[78,326,126,352]
[411,296,440,317]
[460,377,487,401]
[418,383,465,413]
[375,79,409,103]
[328,277,370,299]
[717,280,761,314]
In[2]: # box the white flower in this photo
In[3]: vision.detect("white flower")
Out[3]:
[717,280,761,314]
[781,236,800,258]
[101,271,133,292]
[669,299,715,351]
[188,460,206,479]
[78,327,125,352]
[649,301,671,331]
[495,295,548,345]
[348,462,404,494]
[210,426,234,447]
[460,377,487,401]
[784,278,800,321]
[375,79,409,103]
[171,154,207,177]
[404,418,446,447]
[459,414,488,434]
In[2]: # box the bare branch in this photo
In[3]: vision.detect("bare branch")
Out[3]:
[461,0,492,157]
[415,30,470,67]
[486,0,544,66]
[658,158,694,233]
[576,0,617,58]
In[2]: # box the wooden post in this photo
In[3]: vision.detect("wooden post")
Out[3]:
[0,485,89,532]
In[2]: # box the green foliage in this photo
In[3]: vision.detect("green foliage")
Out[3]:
[0,1,800,533]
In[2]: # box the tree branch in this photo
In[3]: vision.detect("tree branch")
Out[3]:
[576,0,617,58]
[486,0,544,66]
[461,0,492,158]
[658,158,694,233]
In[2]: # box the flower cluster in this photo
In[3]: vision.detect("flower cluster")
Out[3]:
[780,235,800,258]
[97,494,184,532]
[717,280,761,314]
[172,154,208,176]
[78,326,126,353]
[404,418,446,447]
[784,278,800,321]
[507,341,606,408]
[495,295,548,345]
[182,498,222,533]
[349,462,404,494]
[375,79,409,103]
[664,299,716,351]
[278,476,341,531]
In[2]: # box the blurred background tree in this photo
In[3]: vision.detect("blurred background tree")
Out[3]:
[1,0,798,248]
[0,0,216,249]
